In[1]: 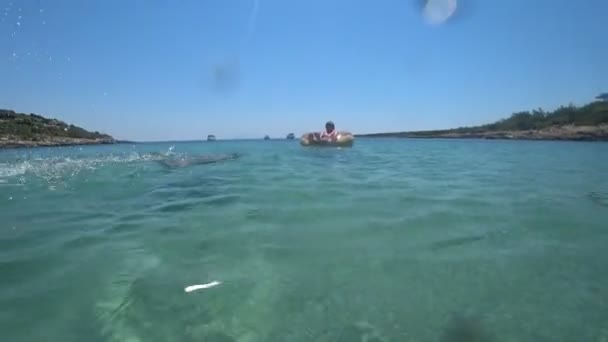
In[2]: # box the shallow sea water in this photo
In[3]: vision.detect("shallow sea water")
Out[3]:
[1,139,607,342]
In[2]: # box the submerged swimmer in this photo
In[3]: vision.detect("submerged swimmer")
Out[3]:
[158,153,240,168]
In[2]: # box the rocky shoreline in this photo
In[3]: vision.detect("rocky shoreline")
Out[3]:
[0,136,116,149]
[357,125,608,142]
[1,109,118,149]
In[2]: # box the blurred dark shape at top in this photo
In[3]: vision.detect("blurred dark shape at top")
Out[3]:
[211,58,240,93]
[415,0,474,26]
[596,93,608,102]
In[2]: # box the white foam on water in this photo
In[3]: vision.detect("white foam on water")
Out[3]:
[0,162,29,178]
[184,281,221,293]
[0,153,165,185]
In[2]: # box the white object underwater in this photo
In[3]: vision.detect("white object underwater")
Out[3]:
[184,281,221,293]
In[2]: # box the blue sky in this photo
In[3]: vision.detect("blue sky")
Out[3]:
[1,0,606,141]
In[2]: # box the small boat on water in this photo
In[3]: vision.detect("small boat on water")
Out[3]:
[264,135,270,140]
[207,135,216,141]
[286,133,295,140]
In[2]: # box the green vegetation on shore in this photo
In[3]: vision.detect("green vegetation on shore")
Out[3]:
[358,99,608,140]
[1,109,114,147]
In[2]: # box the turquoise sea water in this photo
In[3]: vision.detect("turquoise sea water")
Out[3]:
[1,139,608,342]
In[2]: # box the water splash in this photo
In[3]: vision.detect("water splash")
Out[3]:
[0,153,166,185]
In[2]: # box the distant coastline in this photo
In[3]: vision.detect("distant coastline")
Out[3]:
[1,109,116,149]
[0,138,117,149]
[357,99,608,142]
[357,124,608,141]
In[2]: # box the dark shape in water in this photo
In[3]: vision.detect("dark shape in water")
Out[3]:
[158,153,240,169]
[589,191,608,207]
[264,135,270,140]
[430,235,485,251]
[440,313,494,342]
[207,135,216,141]
[200,330,235,342]
[286,133,295,139]
[337,321,386,342]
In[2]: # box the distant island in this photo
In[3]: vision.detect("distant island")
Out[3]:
[357,97,608,141]
[0,109,115,148]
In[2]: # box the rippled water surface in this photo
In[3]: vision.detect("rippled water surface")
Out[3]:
[1,139,608,342]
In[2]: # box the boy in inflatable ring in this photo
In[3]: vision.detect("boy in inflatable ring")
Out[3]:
[309,121,338,142]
